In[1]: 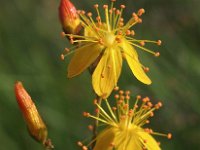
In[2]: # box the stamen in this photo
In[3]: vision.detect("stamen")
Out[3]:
[157,40,162,46]
[137,8,145,16]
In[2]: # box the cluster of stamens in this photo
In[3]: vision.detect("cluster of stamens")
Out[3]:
[78,87,172,150]
[60,0,162,69]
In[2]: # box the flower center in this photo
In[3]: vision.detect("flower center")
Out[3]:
[103,32,116,48]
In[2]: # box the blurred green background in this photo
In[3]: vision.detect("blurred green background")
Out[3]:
[0,0,200,149]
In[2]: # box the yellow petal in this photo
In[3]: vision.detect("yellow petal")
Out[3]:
[122,42,151,85]
[94,128,117,150]
[138,130,161,150]
[119,38,138,60]
[92,47,122,98]
[67,43,102,78]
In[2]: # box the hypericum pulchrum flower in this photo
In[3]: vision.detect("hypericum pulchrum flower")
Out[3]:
[15,81,54,149]
[61,0,161,98]
[59,0,82,34]
[79,89,171,150]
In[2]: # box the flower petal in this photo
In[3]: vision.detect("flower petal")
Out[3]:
[94,128,117,150]
[119,38,138,60]
[121,41,151,85]
[67,43,102,78]
[92,47,122,98]
[138,131,161,150]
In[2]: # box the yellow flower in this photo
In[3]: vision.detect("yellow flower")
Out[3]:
[81,90,171,150]
[61,0,161,98]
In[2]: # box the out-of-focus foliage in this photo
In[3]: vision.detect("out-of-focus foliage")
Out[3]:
[0,0,199,149]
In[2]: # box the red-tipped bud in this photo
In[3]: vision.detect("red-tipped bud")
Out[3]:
[15,81,53,149]
[59,0,82,35]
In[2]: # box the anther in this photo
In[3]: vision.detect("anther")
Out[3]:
[82,146,88,150]
[140,41,145,46]
[149,129,153,134]
[114,94,119,99]
[120,5,125,9]
[157,40,162,46]
[119,22,124,27]
[154,52,160,57]
[93,99,97,105]
[119,90,124,95]
[60,54,65,60]
[60,32,66,38]
[118,31,122,35]
[125,90,130,95]
[131,30,135,36]
[126,30,131,35]
[147,102,153,107]
[110,142,115,147]
[83,112,90,117]
[96,16,101,21]
[125,95,130,100]
[115,37,122,43]
[77,10,81,14]
[150,112,154,117]
[137,95,141,100]
[103,5,108,9]
[112,107,117,111]
[70,39,74,44]
[128,109,133,116]
[142,97,149,103]
[146,120,150,124]
[77,141,83,147]
[137,8,145,16]
[101,73,104,78]
[144,128,150,133]
[143,139,147,143]
[94,4,98,8]
[143,147,147,150]
[95,108,100,113]
[88,125,94,131]
[132,13,138,21]
[144,67,150,72]
[87,12,92,17]
[117,100,123,105]
[99,38,103,45]
[114,86,119,91]
[81,10,85,15]
[116,10,121,15]
[65,48,70,52]
[158,102,163,107]
[120,18,124,22]
[167,133,172,139]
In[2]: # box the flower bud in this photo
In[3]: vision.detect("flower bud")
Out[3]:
[15,81,54,149]
[59,0,82,34]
